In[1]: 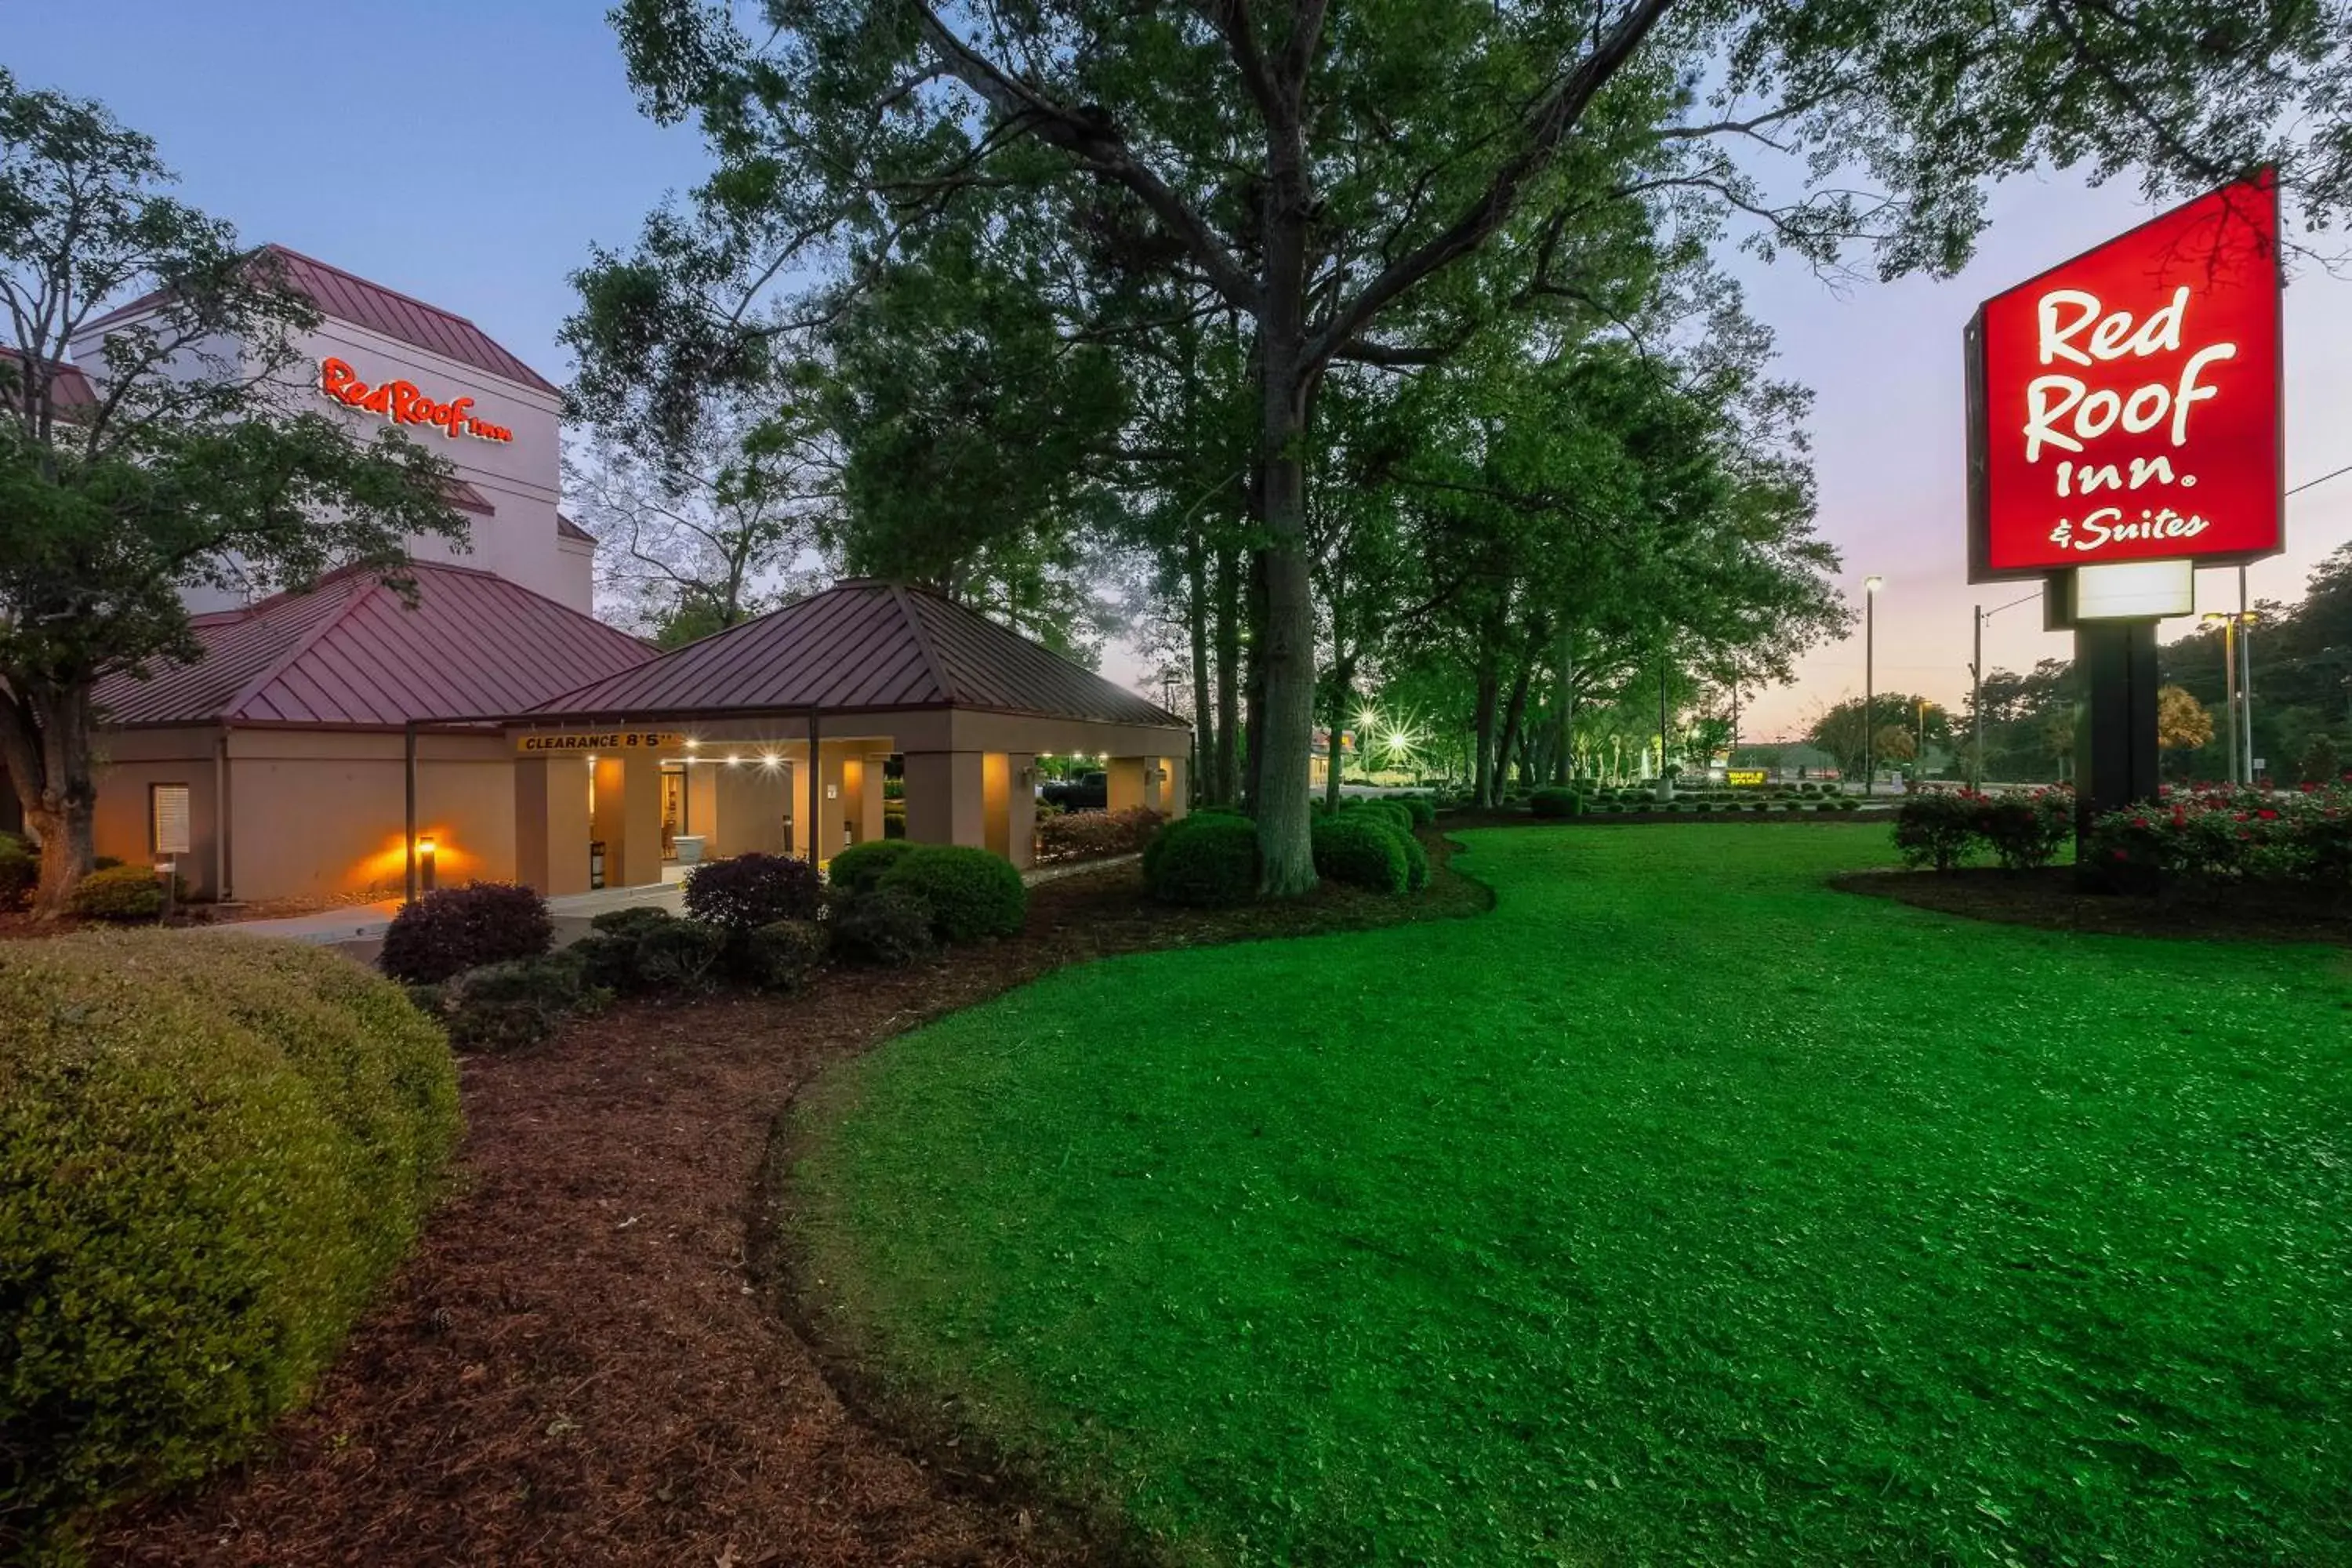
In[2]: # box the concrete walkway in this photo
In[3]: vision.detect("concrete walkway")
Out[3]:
[211,852,1120,946]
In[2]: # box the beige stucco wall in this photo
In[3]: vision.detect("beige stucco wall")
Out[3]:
[91,729,227,897]
[75,294,586,616]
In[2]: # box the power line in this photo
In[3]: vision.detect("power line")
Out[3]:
[2288,462,2352,498]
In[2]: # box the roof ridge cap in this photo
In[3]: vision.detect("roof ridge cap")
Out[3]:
[888,582,960,706]
[216,572,380,719]
[262,244,487,329]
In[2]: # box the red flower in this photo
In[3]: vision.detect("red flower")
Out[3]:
[2258,809,2279,821]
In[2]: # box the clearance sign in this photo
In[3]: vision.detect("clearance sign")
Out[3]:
[1965,172,2281,581]
[517,731,682,755]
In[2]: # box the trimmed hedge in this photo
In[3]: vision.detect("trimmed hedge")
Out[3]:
[745,920,828,993]
[67,863,177,922]
[1035,805,1164,865]
[1529,788,1581,819]
[877,845,1027,944]
[380,882,554,984]
[1311,814,1408,894]
[0,932,459,1561]
[1142,813,1259,908]
[632,917,730,991]
[1398,829,1430,892]
[1393,796,1436,827]
[441,950,608,1051]
[683,852,823,933]
[829,888,937,967]
[827,839,919,898]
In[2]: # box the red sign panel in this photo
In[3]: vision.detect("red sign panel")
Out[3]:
[1966,172,2281,582]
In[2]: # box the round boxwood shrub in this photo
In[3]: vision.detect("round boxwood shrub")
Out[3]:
[1393,796,1436,827]
[1311,813,1408,894]
[829,888,937,967]
[1346,798,1415,837]
[1397,829,1430,891]
[876,845,1026,943]
[631,916,730,991]
[380,881,554,984]
[0,932,459,1560]
[1142,814,1259,908]
[589,906,673,939]
[745,919,829,993]
[442,950,608,1052]
[683,852,822,934]
[66,862,177,922]
[0,833,34,910]
[1529,787,1581,819]
[827,838,919,898]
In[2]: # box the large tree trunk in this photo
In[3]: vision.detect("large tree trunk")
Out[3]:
[1252,209,1317,895]
[1186,524,1211,805]
[1550,622,1577,786]
[1495,657,1534,800]
[1470,650,1501,809]
[0,683,99,917]
[1212,539,1241,808]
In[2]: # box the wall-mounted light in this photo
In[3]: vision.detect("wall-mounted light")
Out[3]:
[726,753,742,765]
[417,834,438,892]
[825,783,838,800]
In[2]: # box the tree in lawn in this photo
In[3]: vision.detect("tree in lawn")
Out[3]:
[569,394,835,646]
[0,74,463,913]
[579,0,2352,892]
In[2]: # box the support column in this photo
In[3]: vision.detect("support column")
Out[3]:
[815,744,851,861]
[2074,619,2161,888]
[593,754,664,889]
[514,754,591,897]
[856,753,887,844]
[903,751,987,847]
[1005,753,1037,869]
[982,753,1011,860]
[1105,756,1149,814]
[1162,753,1189,821]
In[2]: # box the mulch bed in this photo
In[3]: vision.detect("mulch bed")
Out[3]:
[95,838,1488,1568]
[1831,865,2352,946]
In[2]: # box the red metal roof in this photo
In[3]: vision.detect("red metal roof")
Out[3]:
[0,347,96,412]
[532,579,1186,728]
[79,245,561,396]
[97,561,652,728]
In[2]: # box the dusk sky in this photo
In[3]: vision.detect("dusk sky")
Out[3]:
[20,4,2352,739]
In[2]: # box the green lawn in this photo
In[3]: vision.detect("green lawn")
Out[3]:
[789,826,2351,1566]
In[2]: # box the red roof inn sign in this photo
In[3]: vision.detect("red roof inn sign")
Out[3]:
[318,356,515,444]
[1966,171,2281,584]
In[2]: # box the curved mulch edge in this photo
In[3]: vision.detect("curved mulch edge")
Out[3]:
[95,833,1490,1568]
[755,833,1496,1568]
[1831,865,2352,947]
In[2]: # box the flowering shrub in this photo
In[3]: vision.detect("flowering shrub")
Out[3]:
[1892,787,2073,873]
[1035,805,1165,864]
[2085,782,2352,885]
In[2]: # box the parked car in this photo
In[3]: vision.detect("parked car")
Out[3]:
[1040,771,1108,811]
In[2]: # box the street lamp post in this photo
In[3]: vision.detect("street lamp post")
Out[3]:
[2203,608,2262,786]
[1864,576,1884,796]
[1969,587,2043,793]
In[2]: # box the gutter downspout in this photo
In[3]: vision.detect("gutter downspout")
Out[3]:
[404,720,419,903]
[215,727,233,902]
[807,706,821,866]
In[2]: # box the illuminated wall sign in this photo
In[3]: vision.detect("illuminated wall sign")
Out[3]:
[1965,172,2281,581]
[516,731,683,755]
[320,356,515,443]
[1726,769,1767,787]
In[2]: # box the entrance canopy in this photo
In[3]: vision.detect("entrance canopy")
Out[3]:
[487,579,1190,893]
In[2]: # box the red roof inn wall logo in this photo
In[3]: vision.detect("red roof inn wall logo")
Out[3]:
[1965,172,2281,581]
[318,356,515,444]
